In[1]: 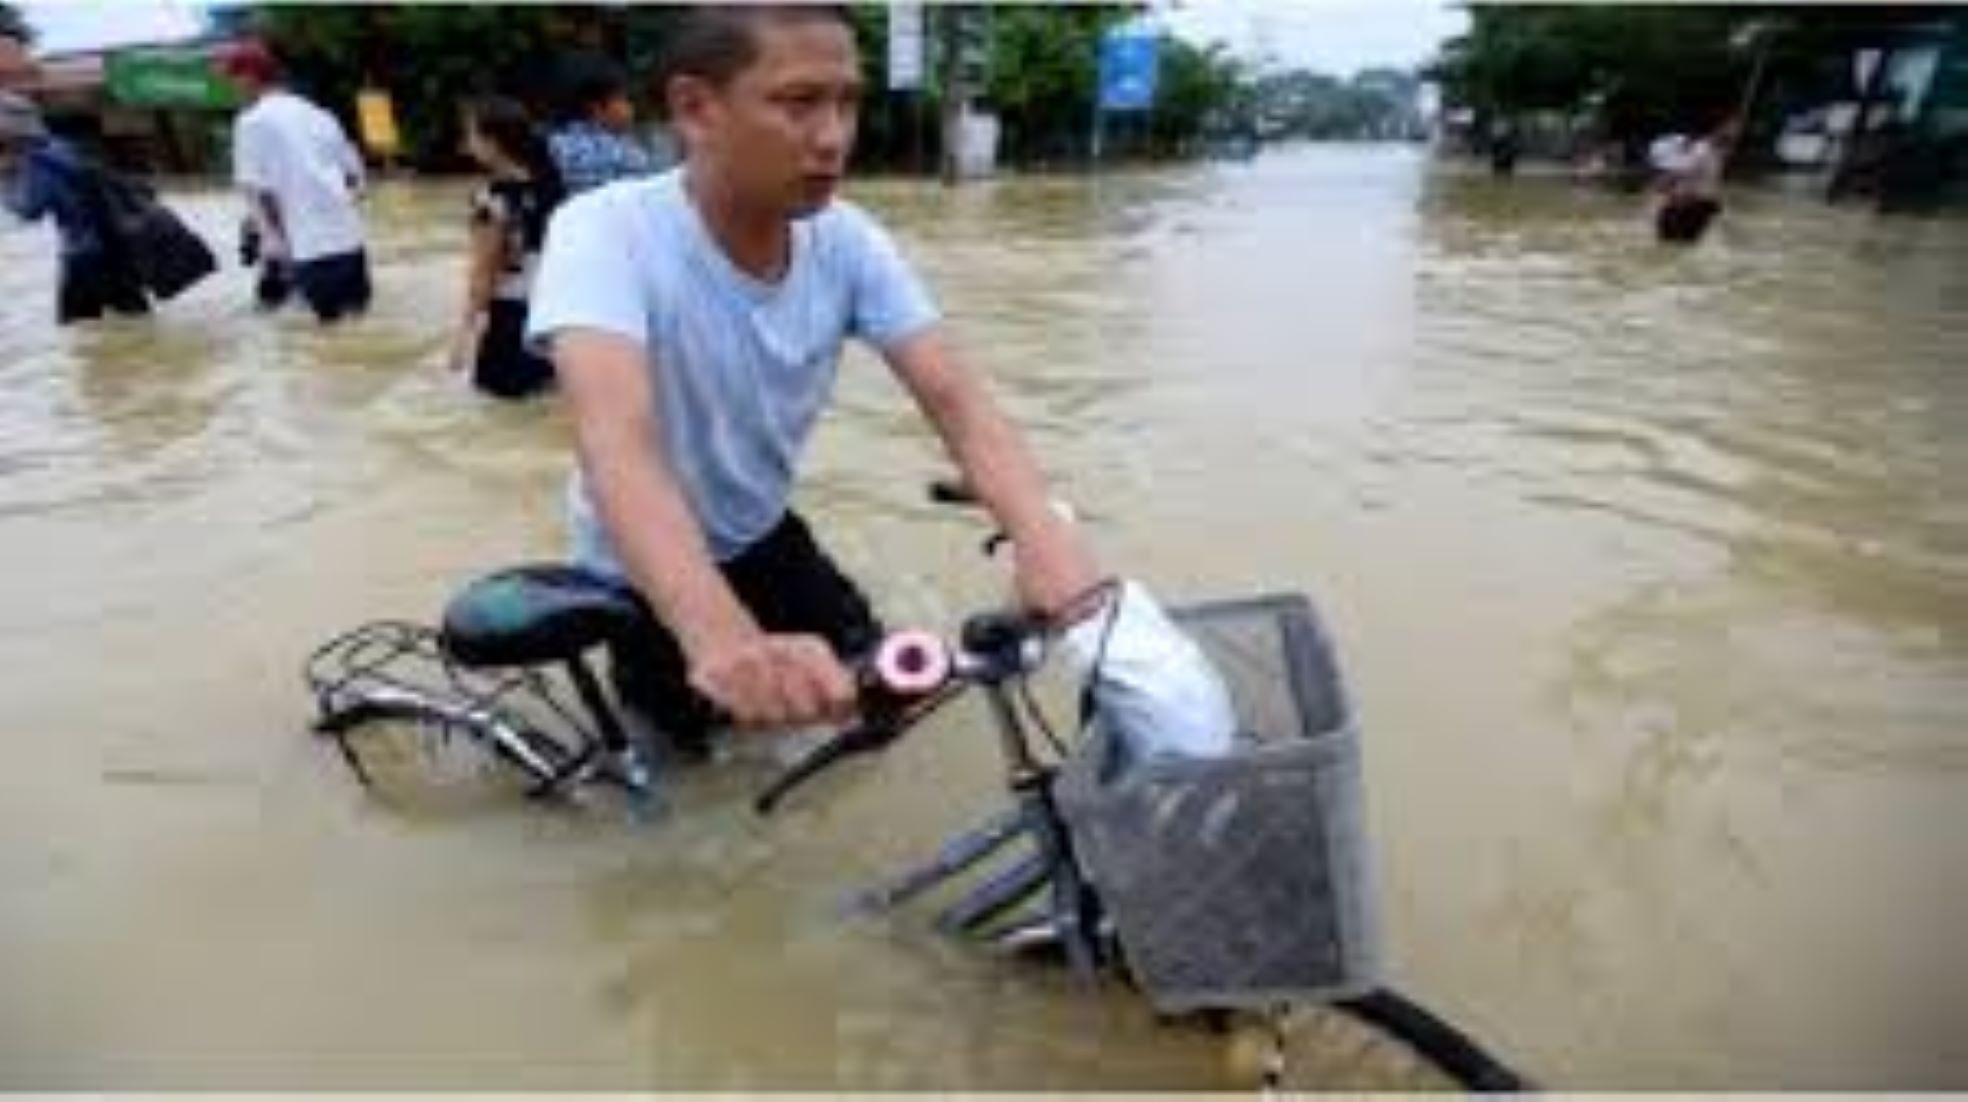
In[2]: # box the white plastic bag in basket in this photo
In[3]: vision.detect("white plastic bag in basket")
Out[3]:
[1057,580,1236,763]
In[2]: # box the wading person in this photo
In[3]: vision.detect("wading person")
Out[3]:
[1,92,150,325]
[449,96,565,400]
[548,58,663,196]
[1652,115,1737,245]
[223,42,371,323]
[527,5,1103,754]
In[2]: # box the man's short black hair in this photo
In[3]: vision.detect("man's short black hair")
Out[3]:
[559,52,629,120]
[659,5,856,90]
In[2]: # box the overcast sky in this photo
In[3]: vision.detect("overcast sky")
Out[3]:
[1161,0,1466,75]
[20,0,1467,75]
[18,1,204,54]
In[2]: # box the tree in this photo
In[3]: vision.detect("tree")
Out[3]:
[247,2,1247,171]
[1148,37,1248,153]
[977,7,1256,163]
[1246,67,1420,141]
[1427,6,1747,156]
[980,4,1131,162]
[1429,5,1965,167]
[253,4,627,167]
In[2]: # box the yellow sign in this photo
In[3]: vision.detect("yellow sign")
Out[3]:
[355,88,400,156]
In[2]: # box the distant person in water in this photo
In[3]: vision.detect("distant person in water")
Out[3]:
[548,57,666,196]
[1487,117,1520,177]
[1,92,151,324]
[449,97,565,400]
[222,41,371,323]
[1650,115,1737,245]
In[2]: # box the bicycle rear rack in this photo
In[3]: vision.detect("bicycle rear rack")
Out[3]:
[303,619,642,800]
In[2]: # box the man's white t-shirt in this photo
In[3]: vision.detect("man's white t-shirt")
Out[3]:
[232,90,366,263]
[526,169,939,574]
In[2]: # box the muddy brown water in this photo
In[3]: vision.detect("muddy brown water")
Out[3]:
[2,144,1963,1087]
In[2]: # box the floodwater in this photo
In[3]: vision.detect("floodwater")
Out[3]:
[2,145,1963,1088]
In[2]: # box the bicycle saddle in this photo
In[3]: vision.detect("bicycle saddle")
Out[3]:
[441,563,647,669]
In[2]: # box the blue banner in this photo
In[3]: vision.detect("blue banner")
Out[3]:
[1097,30,1159,113]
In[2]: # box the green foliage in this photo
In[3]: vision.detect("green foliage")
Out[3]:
[1428,5,1968,161]
[1149,37,1249,152]
[981,5,1130,162]
[847,5,1233,167]
[1252,67,1421,140]
[255,4,625,167]
[249,2,1252,170]
[1429,4,1748,143]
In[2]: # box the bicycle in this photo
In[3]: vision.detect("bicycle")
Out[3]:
[303,482,1530,1090]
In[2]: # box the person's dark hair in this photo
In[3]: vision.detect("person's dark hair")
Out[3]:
[219,39,282,86]
[559,54,628,121]
[467,95,565,210]
[660,5,855,90]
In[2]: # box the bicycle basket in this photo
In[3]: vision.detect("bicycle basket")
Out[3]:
[1053,592,1382,1013]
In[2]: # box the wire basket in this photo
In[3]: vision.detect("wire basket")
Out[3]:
[1054,593,1381,1012]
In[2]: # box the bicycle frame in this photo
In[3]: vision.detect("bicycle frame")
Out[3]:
[771,597,1532,1091]
[759,612,1117,980]
[301,489,1532,1089]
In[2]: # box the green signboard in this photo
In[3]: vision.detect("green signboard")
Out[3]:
[106,52,240,110]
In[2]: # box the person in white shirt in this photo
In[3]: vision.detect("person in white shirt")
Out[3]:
[528,6,1103,747]
[1651,114,1738,245]
[221,42,370,322]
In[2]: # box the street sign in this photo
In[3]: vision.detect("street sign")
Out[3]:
[356,89,400,156]
[888,3,924,91]
[106,51,239,110]
[1097,29,1159,113]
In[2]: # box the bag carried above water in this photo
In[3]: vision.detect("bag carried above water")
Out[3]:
[91,169,217,300]
[1056,580,1237,766]
[48,152,218,300]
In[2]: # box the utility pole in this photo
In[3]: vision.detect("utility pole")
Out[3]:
[938,5,962,186]
[1829,44,1896,203]
[1726,18,1782,180]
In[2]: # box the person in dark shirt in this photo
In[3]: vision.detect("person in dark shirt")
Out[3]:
[450,96,566,399]
[548,58,663,195]
[1,92,149,324]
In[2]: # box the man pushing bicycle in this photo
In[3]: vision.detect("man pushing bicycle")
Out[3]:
[529,6,1102,752]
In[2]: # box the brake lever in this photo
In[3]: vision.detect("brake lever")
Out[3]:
[752,717,897,816]
[751,629,956,815]
[928,478,979,506]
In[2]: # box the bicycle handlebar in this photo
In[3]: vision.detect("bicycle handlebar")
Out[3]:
[751,479,1065,814]
[751,612,1048,815]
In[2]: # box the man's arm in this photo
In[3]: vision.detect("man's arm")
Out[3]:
[334,122,365,197]
[553,330,854,726]
[232,118,288,255]
[3,151,47,221]
[449,218,502,371]
[555,330,754,655]
[882,327,1104,620]
[247,189,286,250]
